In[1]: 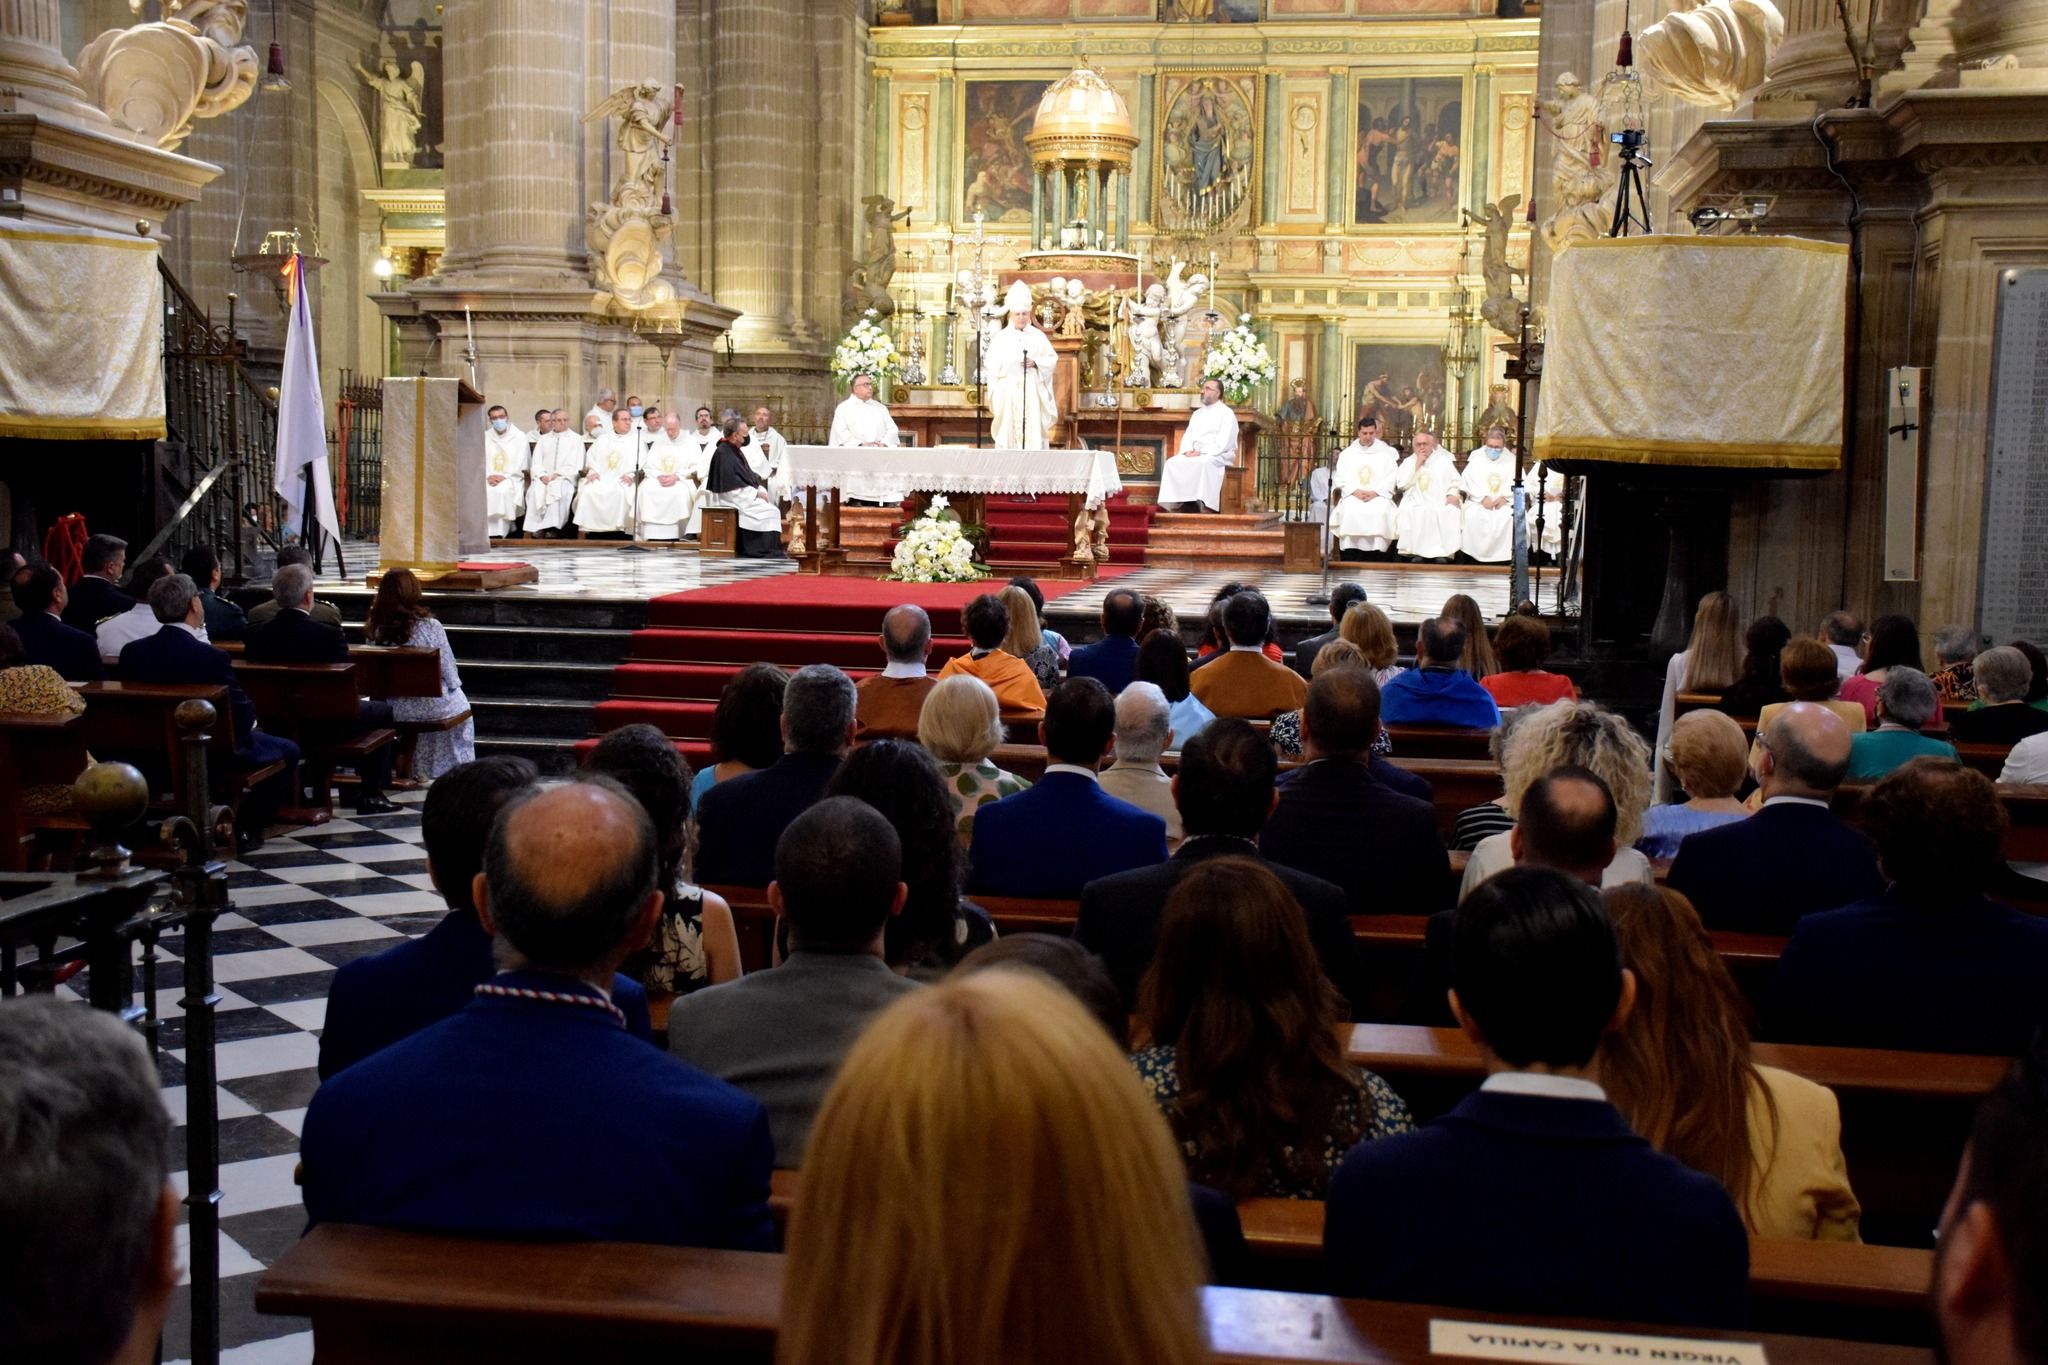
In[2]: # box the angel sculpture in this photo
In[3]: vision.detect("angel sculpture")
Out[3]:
[357,57,427,167]
[1474,195,1527,338]
[1157,261,1211,388]
[76,0,256,148]
[1122,283,1169,389]
[584,81,674,212]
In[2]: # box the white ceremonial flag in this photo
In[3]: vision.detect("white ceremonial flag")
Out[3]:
[272,254,342,547]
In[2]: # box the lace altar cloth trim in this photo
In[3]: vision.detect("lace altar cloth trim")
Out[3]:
[784,445,1124,505]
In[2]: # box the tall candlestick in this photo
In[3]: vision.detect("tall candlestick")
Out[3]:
[1208,250,1217,309]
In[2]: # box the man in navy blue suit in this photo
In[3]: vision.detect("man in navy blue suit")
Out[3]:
[59,533,135,631]
[318,757,654,1079]
[1324,865,1749,1329]
[302,778,775,1248]
[116,574,299,849]
[970,676,1168,898]
[1771,759,2048,1055]
[9,564,102,682]
[695,663,856,887]
[1066,588,1145,695]
[243,562,398,815]
[1669,703,1884,934]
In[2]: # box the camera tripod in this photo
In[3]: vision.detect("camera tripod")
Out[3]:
[1608,134,1653,237]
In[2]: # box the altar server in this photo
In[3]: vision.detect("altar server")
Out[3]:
[524,410,582,537]
[986,279,1058,450]
[1394,429,1462,562]
[638,412,698,541]
[747,405,790,500]
[829,373,899,448]
[703,413,785,558]
[1459,426,1517,563]
[573,409,641,536]
[483,405,528,539]
[1329,416,1401,560]
[1155,379,1238,513]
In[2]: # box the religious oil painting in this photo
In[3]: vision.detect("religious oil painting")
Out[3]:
[1154,72,1260,235]
[1351,342,1447,449]
[961,79,1052,223]
[1160,0,1261,19]
[1352,76,1464,226]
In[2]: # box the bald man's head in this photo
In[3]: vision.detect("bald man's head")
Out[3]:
[880,603,932,664]
[477,779,660,977]
[1759,701,1853,799]
[1511,767,1617,885]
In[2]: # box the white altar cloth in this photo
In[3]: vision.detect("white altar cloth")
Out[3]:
[784,445,1123,506]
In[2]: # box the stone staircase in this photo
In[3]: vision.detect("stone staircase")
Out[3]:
[1142,511,1288,568]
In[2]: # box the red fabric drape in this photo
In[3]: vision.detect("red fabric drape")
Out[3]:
[43,513,87,583]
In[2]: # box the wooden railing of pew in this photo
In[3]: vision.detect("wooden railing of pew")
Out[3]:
[255,1223,1938,1363]
[1672,691,2017,781]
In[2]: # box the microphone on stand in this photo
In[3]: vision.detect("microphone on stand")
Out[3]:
[1304,426,1340,608]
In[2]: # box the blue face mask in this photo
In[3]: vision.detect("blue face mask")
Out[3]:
[629,404,644,417]
[491,417,508,433]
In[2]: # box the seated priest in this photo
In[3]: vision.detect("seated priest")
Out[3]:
[1330,417,1401,561]
[523,409,582,538]
[573,408,642,537]
[1155,379,1239,513]
[703,412,786,557]
[241,562,398,815]
[1459,427,1517,564]
[483,405,527,539]
[638,411,699,542]
[1394,430,1463,563]
[829,372,899,448]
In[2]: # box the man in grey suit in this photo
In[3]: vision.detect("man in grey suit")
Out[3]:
[667,796,918,1167]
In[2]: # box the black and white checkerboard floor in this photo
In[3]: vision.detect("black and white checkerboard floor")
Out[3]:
[55,791,438,1364]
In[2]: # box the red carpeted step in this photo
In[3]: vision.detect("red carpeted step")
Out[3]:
[985,541,1150,565]
[594,699,719,737]
[628,628,971,668]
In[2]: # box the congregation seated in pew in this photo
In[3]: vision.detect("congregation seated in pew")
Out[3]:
[0,621,87,818]
[302,779,775,1248]
[246,544,344,630]
[1949,645,2048,746]
[363,569,475,782]
[1189,588,1308,720]
[1637,708,1751,859]
[1134,626,1215,749]
[1379,615,1500,730]
[60,532,136,631]
[918,672,1031,846]
[1099,681,1184,847]
[1847,666,1959,781]
[695,663,856,888]
[1066,585,1145,695]
[935,590,1046,718]
[10,563,103,682]
[692,660,790,810]
[94,555,175,664]
[182,544,246,641]
[851,602,936,739]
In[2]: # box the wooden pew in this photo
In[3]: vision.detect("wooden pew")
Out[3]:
[233,662,397,819]
[0,709,88,869]
[1674,692,2017,778]
[73,682,278,826]
[255,1223,1935,1364]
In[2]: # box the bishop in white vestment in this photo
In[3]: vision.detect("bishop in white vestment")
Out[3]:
[483,407,527,538]
[1459,434,1517,563]
[573,412,642,535]
[638,413,698,541]
[1329,417,1401,558]
[986,280,1058,450]
[524,410,583,536]
[828,374,900,448]
[1155,379,1238,512]
[1394,431,1463,561]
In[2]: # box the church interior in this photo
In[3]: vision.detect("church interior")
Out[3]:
[3,2,2047,1365]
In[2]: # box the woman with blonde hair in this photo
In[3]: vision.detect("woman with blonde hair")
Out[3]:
[999,583,1061,692]
[1338,601,1404,684]
[1655,591,1745,802]
[778,971,1210,1365]
[1639,709,1750,859]
[1600,884,1860,1242]
[1458,699,1655,898]
[1442,593,1499,679]
[918,673,1030,845]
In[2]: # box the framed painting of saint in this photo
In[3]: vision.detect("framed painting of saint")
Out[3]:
[1160,0,1261,19]
[1351,76,1464,226]
[1350,342,1447,449]
[1153,72,1260,235]
[961,79,1051,223]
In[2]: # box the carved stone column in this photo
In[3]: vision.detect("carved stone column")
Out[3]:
[713,0,812,355]
[1750,0,1919,108]
[0,0,107,124]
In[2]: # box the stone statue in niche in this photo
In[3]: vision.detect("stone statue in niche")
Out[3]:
[75,0,256,148]
[582,81,677,312]
[848,195,913,319]
[1639,0,1786,109]
[1474,195,1528,338]
[356,57,427,168]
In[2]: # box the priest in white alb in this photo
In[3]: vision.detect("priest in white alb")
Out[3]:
[675,406,720,538]
[828,373,899,448]
[483,405,527,539]
[524,409,582,537]
[1329,415,1401,560]
[1394,429,1463,561]
[573,408,641,536]
[986,280,1058,450]
[1458,426,1517,563]
[1155,379,1238,512]
[746,405,790,499]
[638,411,697,541]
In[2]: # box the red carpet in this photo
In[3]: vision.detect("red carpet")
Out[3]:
[590,567,1130,755]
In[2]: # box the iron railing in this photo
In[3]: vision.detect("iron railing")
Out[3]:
[332,370,383,542]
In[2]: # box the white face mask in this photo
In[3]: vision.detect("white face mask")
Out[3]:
[491,418,508,433]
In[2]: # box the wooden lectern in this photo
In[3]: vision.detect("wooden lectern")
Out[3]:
[378,376,488,578]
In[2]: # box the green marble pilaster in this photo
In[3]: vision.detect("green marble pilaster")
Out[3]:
[936,74,956,221]
[1468,69,1491,217]
[1135,75,1156,224]
[1326,69,1348,228]
[1116,167,1131,249]
[1320,317,1344,425]
[1263,74,1283,222]
[874,75,893,201]
[1031,166,1045,247]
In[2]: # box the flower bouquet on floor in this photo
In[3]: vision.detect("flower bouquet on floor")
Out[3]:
[831,310,904,390]
[1201,314,1277,406]
[887,495,988,584]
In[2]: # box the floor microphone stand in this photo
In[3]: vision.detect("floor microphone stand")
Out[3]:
[1304,421,1340,608]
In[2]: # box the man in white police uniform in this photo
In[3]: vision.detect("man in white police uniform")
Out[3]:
[1154,378,1238,513]
[1329,415,1401,561]
[985,279,1058,450]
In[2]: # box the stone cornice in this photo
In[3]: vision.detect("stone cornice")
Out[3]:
[0,108,221,227]
[869,19,1537,70]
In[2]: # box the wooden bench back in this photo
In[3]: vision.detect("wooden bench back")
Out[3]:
[233,662,364,728]
[350,646,444,700]
[74,682,236,760]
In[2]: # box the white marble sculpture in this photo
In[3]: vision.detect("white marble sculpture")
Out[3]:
[75,0,256,149]
[583,81,676,311]
[1122,283,1168,389]
[1639,0,1787,109]
[1475,195,1527,338]
[356,57,427,167]
[1156,260,1210,389]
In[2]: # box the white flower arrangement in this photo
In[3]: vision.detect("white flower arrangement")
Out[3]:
[887,494,987,584]
[830,309,903,389]
[1201,312,1276,406]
